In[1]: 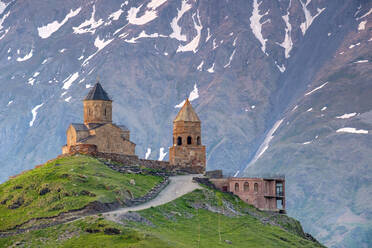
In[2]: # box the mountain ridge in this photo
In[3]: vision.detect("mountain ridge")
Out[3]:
[0,0,371,247]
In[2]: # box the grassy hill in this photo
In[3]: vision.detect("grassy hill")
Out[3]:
[0,155,162,231]
[0,155,324,247]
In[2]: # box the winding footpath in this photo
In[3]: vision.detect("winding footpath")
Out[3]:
[105,174,202,222]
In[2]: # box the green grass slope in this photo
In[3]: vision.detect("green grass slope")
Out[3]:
[0,187,323,247]
[0,155,162,231]
[0,216,172,248]
[128,188,324,248]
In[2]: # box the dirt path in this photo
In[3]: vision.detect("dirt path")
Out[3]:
[105,174,202,222]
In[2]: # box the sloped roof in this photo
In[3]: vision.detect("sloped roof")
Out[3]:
[174,99,200,122]
[118,124,129,131]
[71,123,88,131]
[84,82,111,101]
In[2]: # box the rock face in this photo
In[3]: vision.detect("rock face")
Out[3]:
[0,0,371,247]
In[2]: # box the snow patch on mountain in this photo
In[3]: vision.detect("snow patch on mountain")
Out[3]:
[207,63,215,73]
[336,127,368,134]
[17,49,33,62]
[38,7,81,39]
[356,8,372,20]
[275,61,286,72]
[299,0,325,35]
[212,39,218,49]
[175,83,199,108]
[0,10,10,30]
[278,1,293,58]
[349,42,361,49]
[354,60,368,64]
[83,36,114,66]
[224,49,236,68]
[147,0,167,9]
[177,11,202,53]
[250,0,269,54]
[64,96,72,102]
[29,103,44,127]
[358,20,367,31]
[73,5,103,34]
[158,147,167,161]
[7,100,13,106]
[245,119,284,169]
[336,113,357,119]
[304,82,328,96]
[0,27,9,40]
[145,148,151,159]
[62,72,79,90]
[206,27,212,42]
[233,36,238,46]
[0,1,7,15]
[169,0,192,42]
[127,0,167,26]
[109,9,124,21]
[197,60,204,71]
[124,30,165,43]
[27,77,35,86]
[233,170,240,177]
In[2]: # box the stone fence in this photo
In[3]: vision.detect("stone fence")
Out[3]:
[67,144,204,174]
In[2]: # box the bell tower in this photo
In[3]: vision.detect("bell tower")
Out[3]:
[83,82,112,125]
[169,99,206,172]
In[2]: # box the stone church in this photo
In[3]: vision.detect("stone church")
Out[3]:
[169,99,206,168]
[62,82,136,155]
[62,82,206,173]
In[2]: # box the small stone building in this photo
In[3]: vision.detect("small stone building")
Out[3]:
[169,99,206,172]
[210,176,285,212]
[62,82,136,155]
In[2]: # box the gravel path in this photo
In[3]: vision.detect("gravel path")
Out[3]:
[104,174,202,222]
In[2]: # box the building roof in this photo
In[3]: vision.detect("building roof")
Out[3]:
[174,99,200,122]
[84,82,111,101]
[71,123,88,131]
[118,124,129,131]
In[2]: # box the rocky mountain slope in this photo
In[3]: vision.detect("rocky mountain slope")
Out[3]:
[0,0,371,247]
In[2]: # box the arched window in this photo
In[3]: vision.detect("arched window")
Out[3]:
[187,136,192,145]
[244,182,249,192]
[254,183,258,193]
[177,137,182,145]
[197,136,201,145]
[235,183,239,192]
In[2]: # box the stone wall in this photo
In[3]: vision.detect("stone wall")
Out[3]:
[68,144,98,155]
[66,145,204,174]
[79,124,136,155]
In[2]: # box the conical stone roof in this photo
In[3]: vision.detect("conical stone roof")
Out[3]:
[84,82,111,101]
[174,99,200,122]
